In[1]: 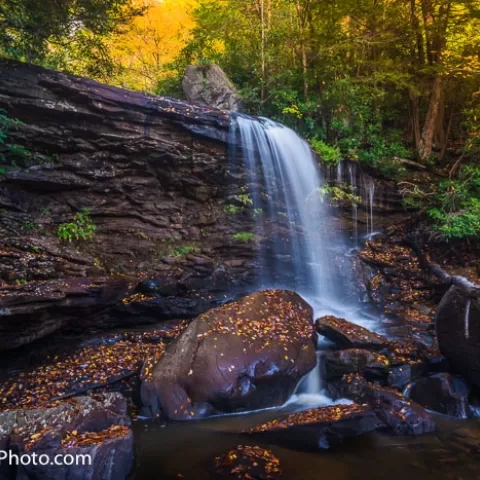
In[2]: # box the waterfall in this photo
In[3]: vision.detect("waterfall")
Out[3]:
[230,115,337,302]
[230,115,380,403]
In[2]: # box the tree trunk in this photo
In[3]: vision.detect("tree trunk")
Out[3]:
[418,76,444,162]
[409,90,422,150]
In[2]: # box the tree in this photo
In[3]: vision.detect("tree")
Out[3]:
[0,0,142,77]
[107,0,198,91]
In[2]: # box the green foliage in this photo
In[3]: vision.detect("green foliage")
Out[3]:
[237,193,253,207]
[318,184,361,206]
[232,232,255,243]
[57,208,96,243]
[22,221,37,231]
[0,0,143,77]
[154,74,185,99]
[170,245,198,257]
[253,208,263,217]
[428,205,480,239]
[223,203,240,214]
[403,166,480,239]
[0,109,24,168]
[311,139,341,166]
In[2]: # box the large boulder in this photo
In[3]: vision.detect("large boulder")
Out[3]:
[141,290,317,420]
[0,393,133,480]
[327,376,436,436]
[406,373,472,418]
[436,285,480,390]
[182,64,243,111]
[368,385,436,436]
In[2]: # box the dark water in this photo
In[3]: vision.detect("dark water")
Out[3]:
[131,408,480,480]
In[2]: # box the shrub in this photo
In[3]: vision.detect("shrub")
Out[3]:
[170,245,198,257]
[402,165,480,239]
[0,109,24,169]
[310,139,341,166]
[237,193,253,207]
[232,232,255,243]
[57,208,96,242]
[224,203,240,214]
[318,184,361,206]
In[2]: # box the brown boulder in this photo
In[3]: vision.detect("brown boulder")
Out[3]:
[327,373,371,404]
[436,285,480,390]
[406,373,472,418]
[315,315,388,350]
[183,64,243,111]
[245,404,379,450]
[323,348,390,380]
[368,385,435,435]
[0,393,133,480]
[327,376,436,436]
[141,290,316,420]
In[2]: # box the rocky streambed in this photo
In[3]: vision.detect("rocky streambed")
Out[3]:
[0,289,479,480]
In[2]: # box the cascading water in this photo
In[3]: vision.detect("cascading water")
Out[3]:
[230,114,379,404]
[230,115,338,303]
[367,180,375,237]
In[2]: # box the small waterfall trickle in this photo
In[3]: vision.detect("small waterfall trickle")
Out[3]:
[465,299,472,339]
[367,181,375,237]
[348,163,359,244]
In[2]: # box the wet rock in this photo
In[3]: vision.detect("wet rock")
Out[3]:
[406,373,472,418]
[315,316,388,350]
[0,274,248,351]
[17,427,133,480]
[214,445,282,479]
[141,290,316,420]
[245,404,379,450]
[383,340,445,389]
[1,393,133,480]
[326,373,371,403]
[387,364,415,390]
[323,349,390,380]
[436,285,480,390]
[0,330,169,410]
[368,385,435,435]
[183,64,243,111]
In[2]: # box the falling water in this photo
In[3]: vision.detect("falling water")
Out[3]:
[465,299,471,339]
[230,115,379,402]
[348,163,359,244]
[230,115,337,302]
[368,181,375,236]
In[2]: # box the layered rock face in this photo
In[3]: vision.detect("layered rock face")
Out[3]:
[0,60,256,349]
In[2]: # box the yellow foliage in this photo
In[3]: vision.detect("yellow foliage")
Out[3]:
[109,0,198,92]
